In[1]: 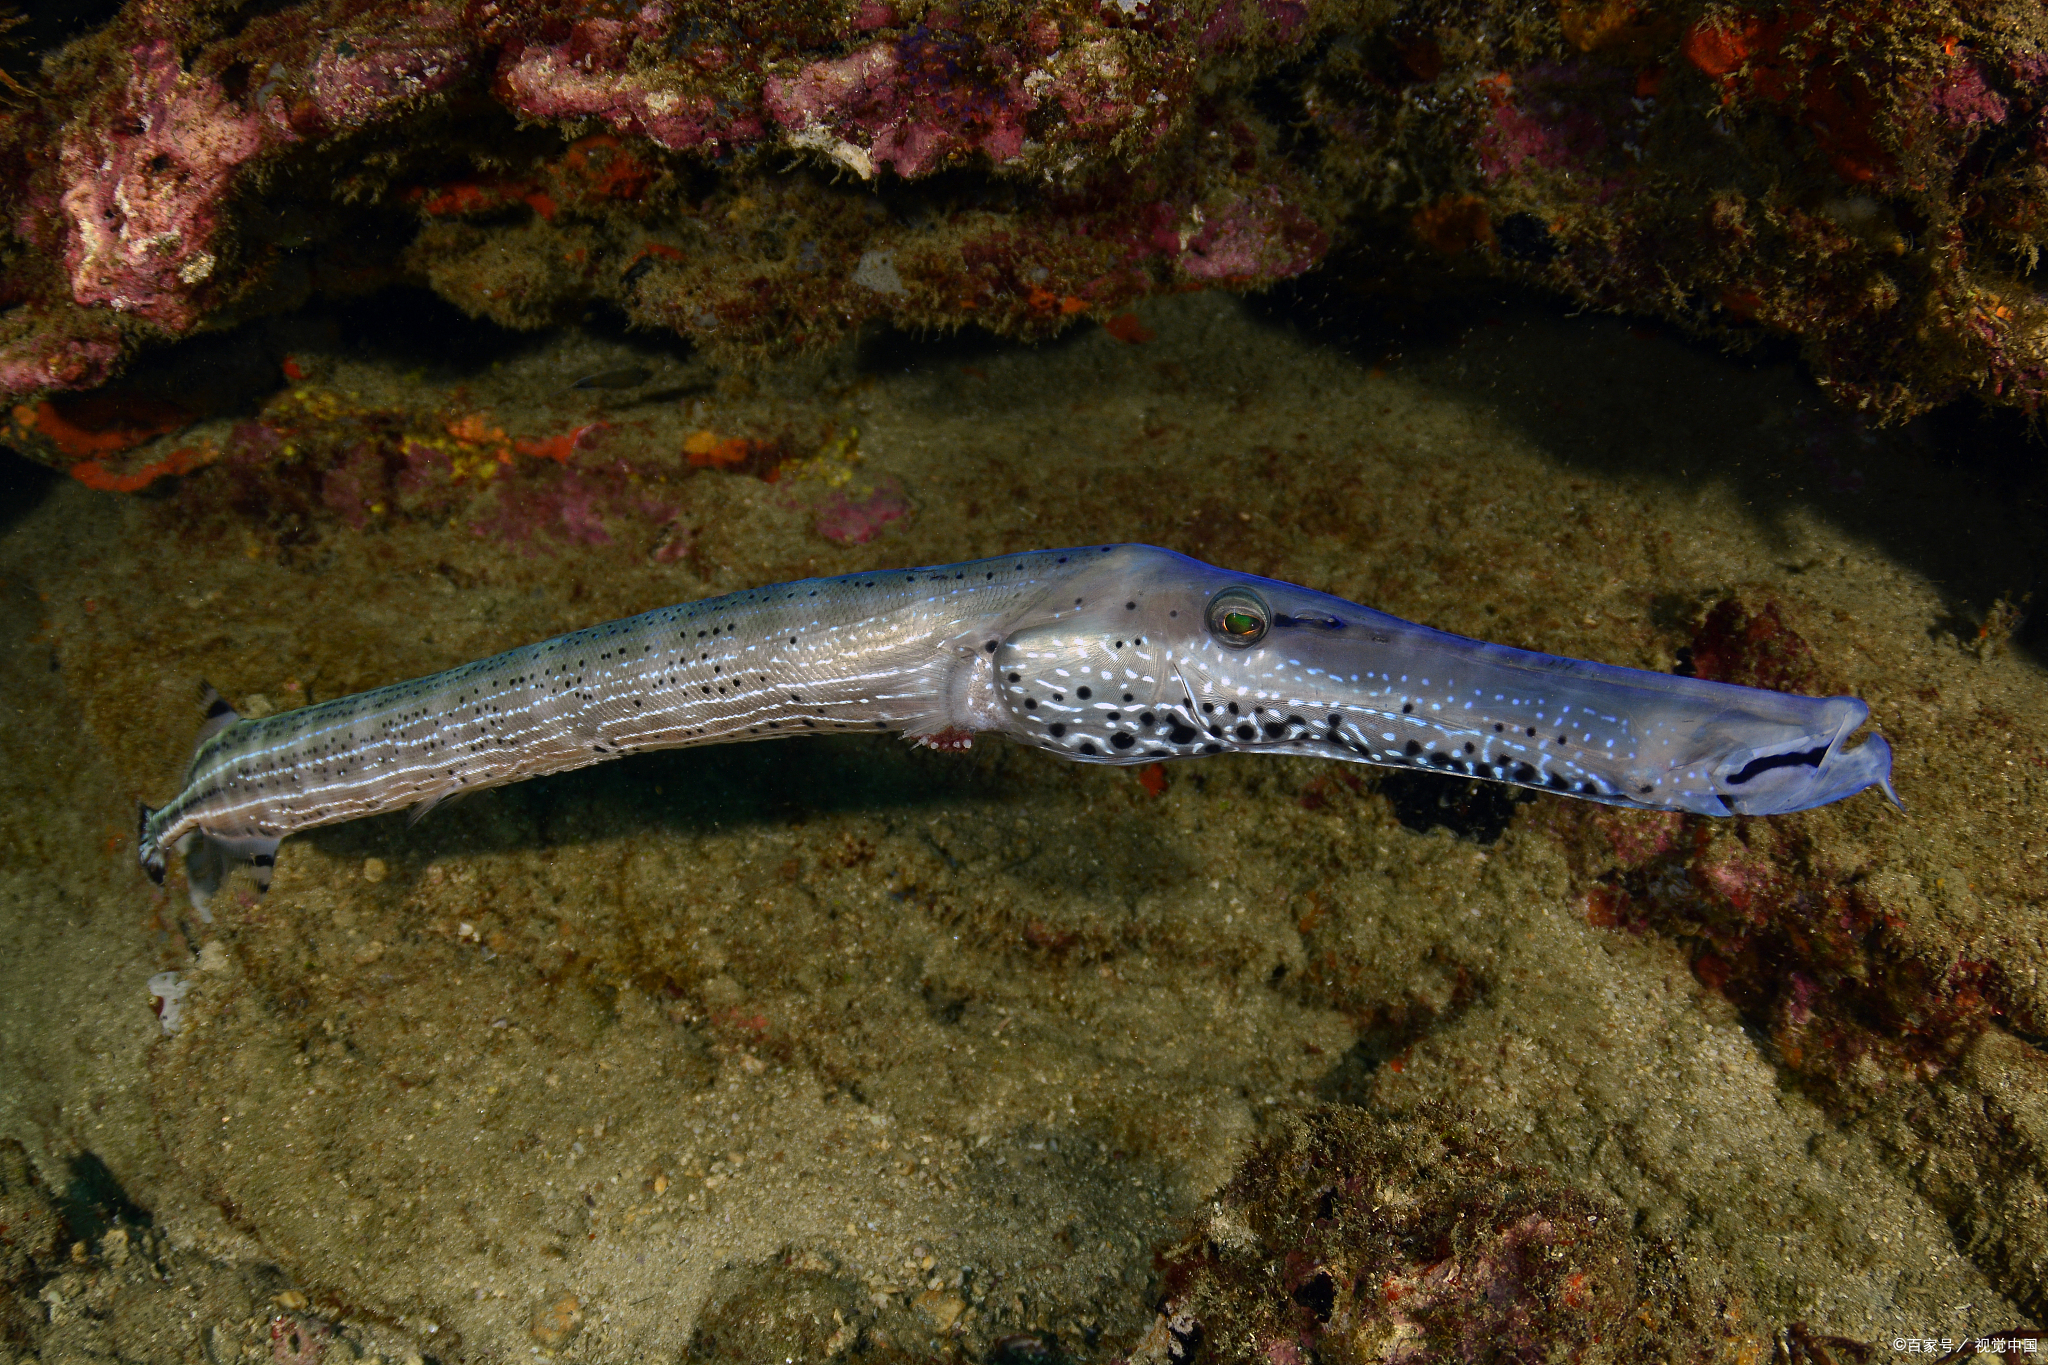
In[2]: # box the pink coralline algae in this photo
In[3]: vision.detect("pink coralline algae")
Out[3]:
[59,40,268,329]
[496,18,761,153]
[764,34,1034,179]
[1927,62,2008,130]
[1592,808,1685,869]
[472,465,685,555]
[24,0,2048,444]
[318,443,386,531]
[0,332,123,396]
[812,478,911,545]
[1175,189,1329,281]
[1474,67,1619,184]
[309,24,472,131]
[1695,844,1778,921]
[0,0,1353,423]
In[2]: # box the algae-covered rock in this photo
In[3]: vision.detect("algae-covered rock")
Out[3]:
[8,0,2048,470]
[1150,1105,1676,1364]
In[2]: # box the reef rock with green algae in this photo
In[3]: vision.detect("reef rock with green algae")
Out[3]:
[11,0,2048,471]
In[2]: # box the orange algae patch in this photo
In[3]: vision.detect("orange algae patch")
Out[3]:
[630,242,689,269]
[684,429,756,468]
[70,442,216,493]
[563,135,655,202]
[1681,8,1892,184]
[1555,0,1639,52]
[514,422,606,464]
[1411,194,1498,257]
[1681,14,1787,80]
[436,412,516,479]
[1104,313,1155,344]
[408,179,546,217]
[1137,762,1168,797]
[446,412,506,445]
[14,396,188,460]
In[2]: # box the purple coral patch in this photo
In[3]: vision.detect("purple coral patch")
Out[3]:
[1176,191,1327,281]
[765,32,1034,178]
[813,478,910,544]
[1929,62,2008,129]
[474,469,613,549]
[0,335,123,398]
[1478,95,1607,182]
[319,443,385,531]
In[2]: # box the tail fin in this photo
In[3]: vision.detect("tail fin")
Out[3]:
[137,683,278,921]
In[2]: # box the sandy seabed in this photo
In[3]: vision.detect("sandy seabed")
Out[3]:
[1,289,2043,1362]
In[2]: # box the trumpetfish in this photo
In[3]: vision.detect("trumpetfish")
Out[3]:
[139,544,1898,911]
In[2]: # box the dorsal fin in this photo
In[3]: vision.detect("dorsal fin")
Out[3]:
[194,682,242,746]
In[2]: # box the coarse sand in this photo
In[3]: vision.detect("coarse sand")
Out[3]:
[1,289,2043,1361]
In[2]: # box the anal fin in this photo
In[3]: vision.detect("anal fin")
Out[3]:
[407,778,472,826]
[183,836,224,921]
[181,829,283,921]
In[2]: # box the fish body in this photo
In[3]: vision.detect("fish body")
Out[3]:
[570,365,654,390]
[139,545,1897,910]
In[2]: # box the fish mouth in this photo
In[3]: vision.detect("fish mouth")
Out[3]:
[1721,740,1832,788]
[1707,699,1901,815]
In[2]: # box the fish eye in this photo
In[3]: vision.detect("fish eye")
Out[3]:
[1206,587,1269,648]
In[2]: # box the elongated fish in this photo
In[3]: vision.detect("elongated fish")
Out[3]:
[139,544,1898,911]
